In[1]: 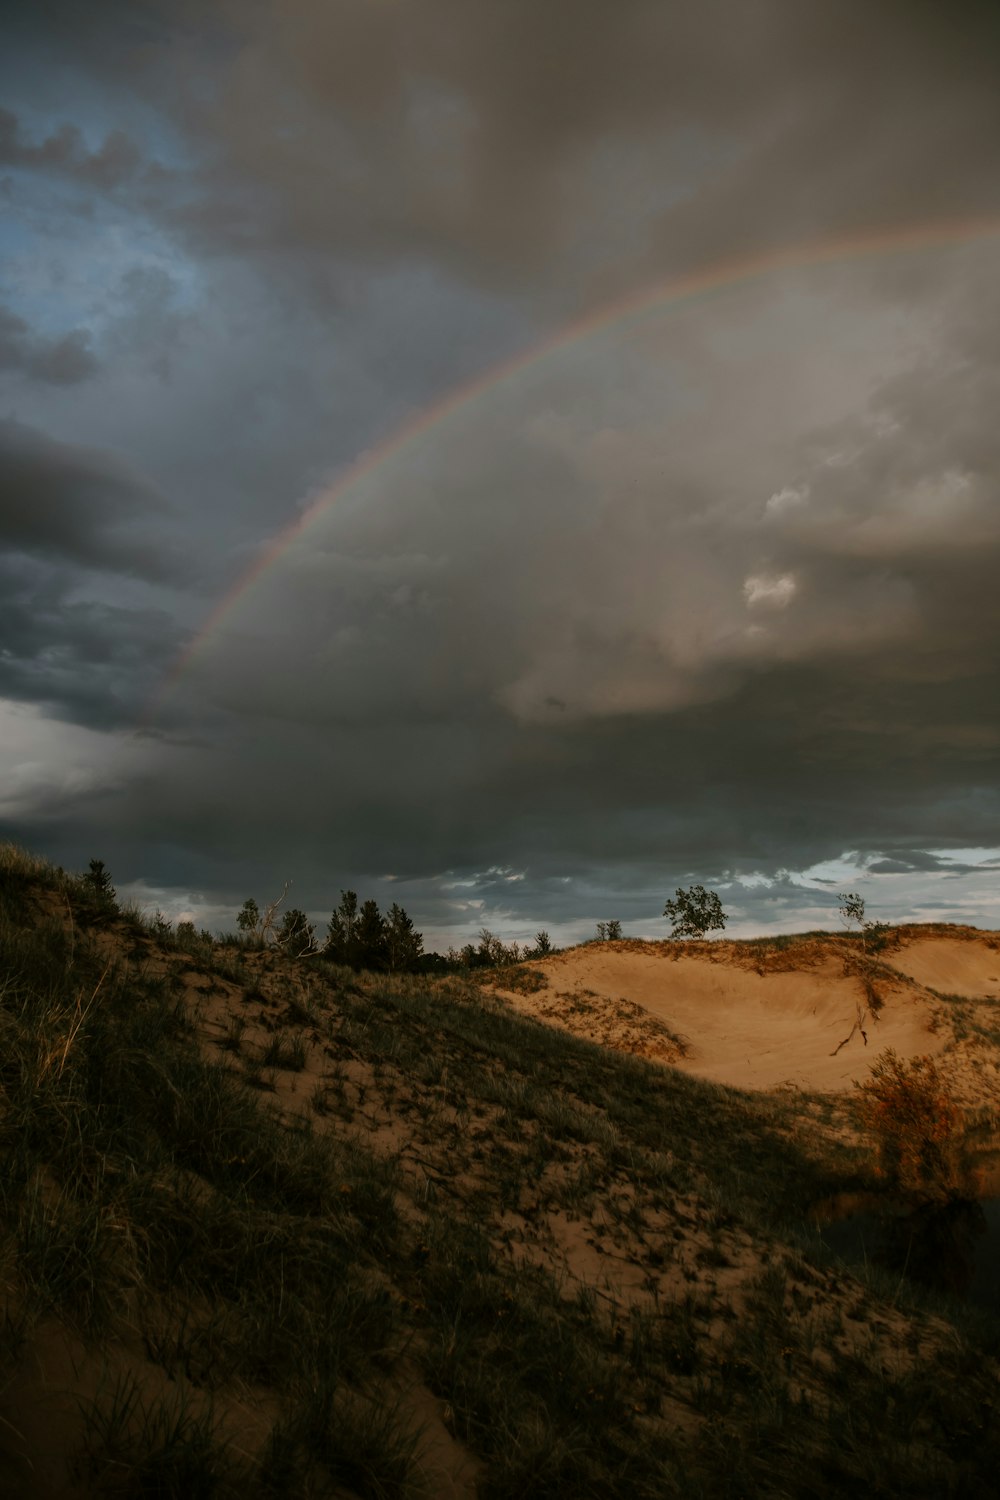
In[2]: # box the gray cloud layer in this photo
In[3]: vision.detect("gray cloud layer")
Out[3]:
[0,419,182,579]
[0,421,187,727]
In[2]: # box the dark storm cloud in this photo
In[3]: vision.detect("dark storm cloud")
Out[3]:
[0,419,185,582]
[205,3,997,292]
[2,0,999,936]
[0,554,183,729]
[8,0,999,303]
[123,271,1000,927]
[10,0,992,303]
[0,420,190,727]
[114,619,1000,930]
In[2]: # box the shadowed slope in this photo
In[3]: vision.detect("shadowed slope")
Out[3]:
[2,846,999,1497]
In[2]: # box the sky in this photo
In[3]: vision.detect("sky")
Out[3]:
[2,0,1000,950]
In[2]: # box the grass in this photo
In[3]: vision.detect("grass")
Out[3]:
[76,1372,230,1498]
[1,841,1000,1496]
[258,1379,427,1499]
[259,1031,309,1071]
[488,963,549,994]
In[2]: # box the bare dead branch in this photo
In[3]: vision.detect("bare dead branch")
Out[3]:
[830,1000,871,1056]
[258,880,290,943]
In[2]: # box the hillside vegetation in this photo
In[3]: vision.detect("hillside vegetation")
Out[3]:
[1,844,999,1497]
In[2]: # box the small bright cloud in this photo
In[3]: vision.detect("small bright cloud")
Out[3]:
[764,483,808,518]
[743,572,797,609]
[798,853,866,886]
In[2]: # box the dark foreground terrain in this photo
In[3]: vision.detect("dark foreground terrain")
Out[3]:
[1,844,998,1497]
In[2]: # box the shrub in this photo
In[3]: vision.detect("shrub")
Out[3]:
[854,1049,975,1201]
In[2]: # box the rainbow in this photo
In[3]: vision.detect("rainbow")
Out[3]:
[145,213,1000,722]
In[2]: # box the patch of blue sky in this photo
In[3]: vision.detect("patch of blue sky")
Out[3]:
[0,44,196,171]
[934,847,1000,868]
[1,174,203,340]
[796,853,868,887]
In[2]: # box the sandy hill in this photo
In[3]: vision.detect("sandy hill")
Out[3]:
[2,847,1000,1498]
[491,929,1000,1100]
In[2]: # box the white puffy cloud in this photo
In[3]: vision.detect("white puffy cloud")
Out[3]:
[743,572,797,609]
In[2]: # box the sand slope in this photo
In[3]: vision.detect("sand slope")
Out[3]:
[496,931,1000,1095]
[885,937,1000,999]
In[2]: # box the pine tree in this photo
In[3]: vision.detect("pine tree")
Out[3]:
[325,890,359,964]
[83,858,117,908]
[385,902,423,973]
[356,898,386,971]
[276,908,316,957]
[237,898,260,937]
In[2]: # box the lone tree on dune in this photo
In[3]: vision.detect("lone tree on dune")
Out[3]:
[830,889,897,1055]
[663,885,726,940]
[83,859,117,908]
[838,890,893,958]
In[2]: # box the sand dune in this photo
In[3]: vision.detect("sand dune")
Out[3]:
[885,936,1000,999]
[497,930,1000,1095]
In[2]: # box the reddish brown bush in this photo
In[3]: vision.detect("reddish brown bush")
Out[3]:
[854,1049,976,1201]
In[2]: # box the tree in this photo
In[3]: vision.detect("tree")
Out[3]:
[83,858,116,907]
[325,890,359,965]
[256,882,292,944]
[830,890,896,1054]
[838,890,893,958]
[235,883,294,947]
[385,902,423,973]
[473,929,525,967]
[356,898,387,971]
[596,919,622,941]
[478,928,503,966]
[663,885,726,940]
[149,909,172,939]
[534,930,552,956]
[276,908,317,957]
[237,897,260,936]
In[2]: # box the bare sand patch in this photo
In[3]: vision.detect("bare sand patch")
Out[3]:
[498,940,963,1093]
[885,935,1000,998]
